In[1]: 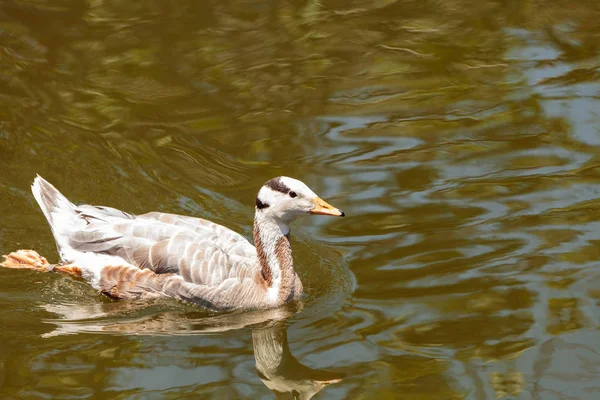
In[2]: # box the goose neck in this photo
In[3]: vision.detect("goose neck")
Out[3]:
[253,214,295,301]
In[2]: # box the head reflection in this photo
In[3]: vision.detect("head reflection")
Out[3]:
[253,323,343,400]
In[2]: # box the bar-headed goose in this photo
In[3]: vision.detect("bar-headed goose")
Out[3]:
[1,176,344,311]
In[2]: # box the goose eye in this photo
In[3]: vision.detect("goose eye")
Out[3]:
[289,191,297,198]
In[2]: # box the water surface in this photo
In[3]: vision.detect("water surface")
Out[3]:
[1,1,600,399]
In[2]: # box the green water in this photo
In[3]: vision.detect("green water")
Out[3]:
[1,0,600,398]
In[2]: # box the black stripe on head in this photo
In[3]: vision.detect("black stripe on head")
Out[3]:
[265,177,290,194]
[256,197,269,209]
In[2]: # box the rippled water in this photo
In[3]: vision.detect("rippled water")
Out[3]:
[1,1,600,399]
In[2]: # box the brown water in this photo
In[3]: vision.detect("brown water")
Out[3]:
[1,0,600,399]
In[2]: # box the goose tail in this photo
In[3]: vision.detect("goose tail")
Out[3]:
[31,175,82,258]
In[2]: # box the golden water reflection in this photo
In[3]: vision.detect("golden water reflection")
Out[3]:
[1,0,600,398]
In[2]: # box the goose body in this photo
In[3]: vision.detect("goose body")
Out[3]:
[1,176,344,311]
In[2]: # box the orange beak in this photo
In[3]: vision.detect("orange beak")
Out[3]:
[310,197,345,217]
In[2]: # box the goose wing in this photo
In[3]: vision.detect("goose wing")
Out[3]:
[68,208,259,286]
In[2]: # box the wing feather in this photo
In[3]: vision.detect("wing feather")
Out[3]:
[67,211,258,287]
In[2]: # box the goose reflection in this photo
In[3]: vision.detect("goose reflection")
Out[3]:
[253,323,343,399]
[43,301,344,399]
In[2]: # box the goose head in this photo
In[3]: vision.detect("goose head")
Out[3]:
[255,177,344,224]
